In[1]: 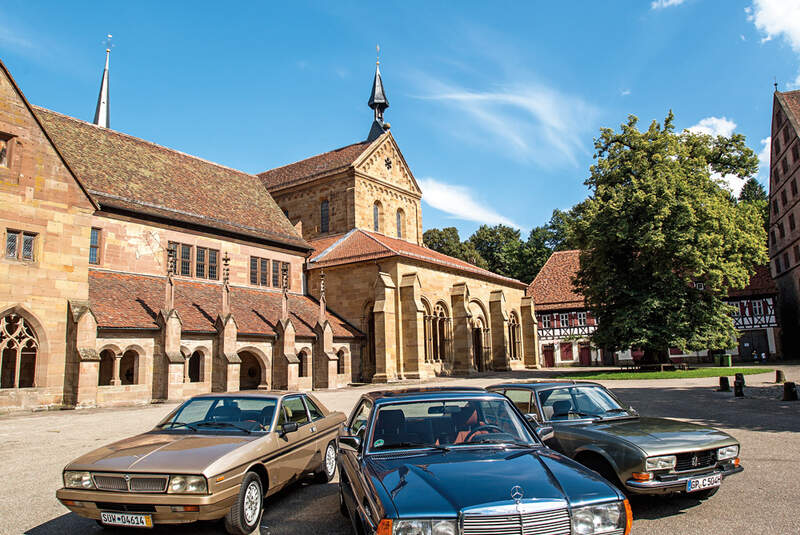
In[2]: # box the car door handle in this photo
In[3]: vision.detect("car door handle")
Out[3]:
[311,426,317,433]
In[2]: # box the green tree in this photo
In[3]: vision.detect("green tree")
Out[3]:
[570,112,767,363]
[460,240,489,269]
[423,227,465,259]
[467,224,524,278]
[738,177,769,235]
[546,208,577,251]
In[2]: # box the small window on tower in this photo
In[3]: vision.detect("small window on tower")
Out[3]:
[779,221,786,238]
[773,199,780,215]
[793,144,800,164]
[0,136,9,168]
[775,138,782,156]
[782,158,789,175]
[784,252,790,270]
[781,189,788,206]
[89,228,101,265]
[792,179,798,196]
[790,213,796,231]
[320,200,329,233]
[784,126,791,144]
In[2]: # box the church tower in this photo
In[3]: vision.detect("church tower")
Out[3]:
[258,53,423,244]
[93,48,110,128]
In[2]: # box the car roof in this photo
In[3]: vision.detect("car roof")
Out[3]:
[189,391,300,399]
[486,380,602,391]
[362,386,497,404]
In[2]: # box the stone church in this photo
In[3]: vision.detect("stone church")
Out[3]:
[0,52,538,411]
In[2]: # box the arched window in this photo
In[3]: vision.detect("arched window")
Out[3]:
[396,209,405,238]
[427,302,452,362]
[98,349,115,386]
[373,201,382,232]
[336,349,345,375]
[120,349,139,385]
[320,200,330,233]
[298,351,309,377]
[0,313,38,388]
[508,312,522,360]
[421,299,432,362]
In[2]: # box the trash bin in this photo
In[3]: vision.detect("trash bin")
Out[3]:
[719,354,732,367]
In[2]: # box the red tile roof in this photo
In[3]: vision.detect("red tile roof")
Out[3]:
[528,250,585,311]
[34,107,308,250]
[258,140,373,191]
[779,90,800,132]
[89,270,361,338]
[308,229,527,288]
[727,265,778,298]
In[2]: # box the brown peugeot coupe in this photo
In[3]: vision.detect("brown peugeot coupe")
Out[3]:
[56,392,345,534]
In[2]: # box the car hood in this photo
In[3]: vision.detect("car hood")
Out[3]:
[366,447,621,518]
[66,431,258,474]
[579,417,736,454]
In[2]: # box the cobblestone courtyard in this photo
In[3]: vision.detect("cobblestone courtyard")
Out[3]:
[3,366,799,535]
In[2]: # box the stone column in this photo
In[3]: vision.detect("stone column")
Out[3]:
[489,290,510,371]
[157,309,185,400]
[273,319,299,391]
[450,282,474,374]
[400,273,427,379]
[372,272,398,383]
[313,320,337,389]
[184,357,191,383]
[520,297,540,369]
[214,314,241,392]
[111,353,122,386]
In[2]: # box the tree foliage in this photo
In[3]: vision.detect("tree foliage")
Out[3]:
[569,112,767,362]
[738,177,769,235]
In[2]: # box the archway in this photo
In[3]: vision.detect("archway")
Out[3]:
[119,349,139,385]
[336,349,346,375]
[472,317,486,372]
[98,349,115,386]
[0,312,40,388]
[239,351,262,390]
[188,350,203,382]
[298,350,310,379]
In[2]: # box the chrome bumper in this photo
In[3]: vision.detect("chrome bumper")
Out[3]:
[625,463,743,494]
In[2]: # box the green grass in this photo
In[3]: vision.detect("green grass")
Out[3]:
[553,367,773,381]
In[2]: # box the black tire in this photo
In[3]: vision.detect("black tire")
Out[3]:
[339,482,349,518]
[314,440,337,483]
[583,458,627,495]
[224,471,263,535]
[691,486,719,500]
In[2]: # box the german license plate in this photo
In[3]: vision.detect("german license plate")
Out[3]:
[100,512,153,528]
[686,473,722,492]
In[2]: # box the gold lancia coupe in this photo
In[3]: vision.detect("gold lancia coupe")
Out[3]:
[56,392,345,534]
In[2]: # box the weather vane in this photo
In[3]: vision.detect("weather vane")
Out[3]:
[103,34,114,52]
[376,44,380,65]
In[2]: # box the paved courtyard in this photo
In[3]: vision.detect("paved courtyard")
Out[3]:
[4,365,799,535]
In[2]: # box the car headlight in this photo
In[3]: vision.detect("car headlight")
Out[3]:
[64,471,95,490]
[717,445,739,461]
[167,475,207,494]
[571,501,627,534]
[645,455,677,471]
[393,519,457,535]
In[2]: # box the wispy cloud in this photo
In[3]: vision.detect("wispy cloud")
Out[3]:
[747,0,800,88]
[419,177,523,229]
[687,116,737,137]
[621,89,632,96]
[651,0,688,9]
[414,75,598,166]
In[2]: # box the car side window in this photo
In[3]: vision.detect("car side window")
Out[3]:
[304,396,324,421]
[281,396,310,426]
[349,400,373,439]
[504,389,532,414]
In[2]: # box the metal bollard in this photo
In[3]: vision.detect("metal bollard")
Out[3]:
[718,376,731,392]
[783,382,798,401]
[733,378,744,397]
[776,370,786,383]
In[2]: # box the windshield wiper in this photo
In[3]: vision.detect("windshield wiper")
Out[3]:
[196,421,253,434]
[376,442,450,452]
[604,408,629,414]
[162,421,197,431]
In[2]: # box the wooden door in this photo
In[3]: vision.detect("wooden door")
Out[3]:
[543,345,555,367]
[578,345,591,366]
[560,343,574,362]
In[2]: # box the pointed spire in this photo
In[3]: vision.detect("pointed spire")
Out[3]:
[93,48,111,128]
[165,247,176,311]
[280,263,289,322]
[367,45,390,141]
[318,270,327,324]
[221,252,231,317]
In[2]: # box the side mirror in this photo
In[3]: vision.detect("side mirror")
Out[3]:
[281,421,299,435]
[628,406,638,415]
[339,435,362,454]
[535,425,555,442]
[525,413,540,425]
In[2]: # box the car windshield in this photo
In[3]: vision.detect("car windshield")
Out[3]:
[368,398,536,452]
[538,386,628,421]
[159,397,278,433]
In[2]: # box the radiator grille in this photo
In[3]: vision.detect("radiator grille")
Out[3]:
[463,507,571,535]
[92,474,168,493]
[675,449,716,472]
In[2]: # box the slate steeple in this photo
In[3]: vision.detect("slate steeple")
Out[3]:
[367,46,390,141]
[93,48,111,128]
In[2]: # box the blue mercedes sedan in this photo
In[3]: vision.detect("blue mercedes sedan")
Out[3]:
[336,387,631,535]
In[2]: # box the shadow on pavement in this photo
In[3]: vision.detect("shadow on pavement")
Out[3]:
[629,493,707,520]
[26,479,350,535]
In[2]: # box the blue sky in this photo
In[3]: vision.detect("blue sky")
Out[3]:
[2,0,800,238]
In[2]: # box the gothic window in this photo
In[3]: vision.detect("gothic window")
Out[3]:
[795,244,800,262]
[773,199,779,215]
[188,350,203,382]
[426,302,452,362]
[793,179,798,197]
[784,126,791,144]
[781,189,788,206]
[0,313,38,389]
[196,247,219,279]
[396,209,404,238]
[250,256,270,286]
[5,230,36,261]
[791,213,796,232]
[784,252,790,271]
[779,221,786,239]
[320,200,330,233]
[774,137,782,156]
[508,312,521,360]
[98,349,114,386]
[0,136,8,168]
[89,228,101,265]
[782,158,789,175]
[373,201,382,232]
[793,144,799,164]
[120,349,139,385]
[298,351,309,378]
